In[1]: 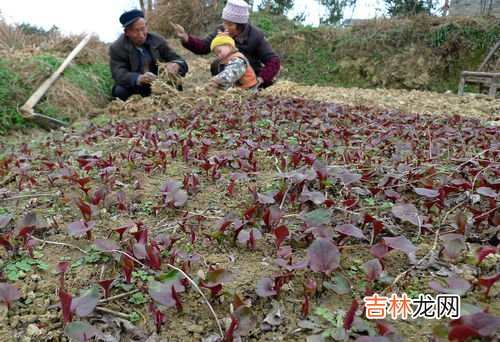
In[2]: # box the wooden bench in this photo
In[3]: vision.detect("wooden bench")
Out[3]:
[458,41,499,98]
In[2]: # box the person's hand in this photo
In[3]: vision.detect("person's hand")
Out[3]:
[170,22,188,43]
[138,72,157,85]
[256,76,264,86]
[208,79,220,88]
[166,62,180,74]
[216,29,230,37]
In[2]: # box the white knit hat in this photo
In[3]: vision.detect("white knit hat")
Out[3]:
[222,0,249,24]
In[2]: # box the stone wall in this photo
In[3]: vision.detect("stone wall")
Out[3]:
[449,0,500,18]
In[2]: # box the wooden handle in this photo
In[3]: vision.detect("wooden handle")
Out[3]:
[20,33,93,113]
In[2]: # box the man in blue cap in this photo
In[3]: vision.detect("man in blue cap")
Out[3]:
[109,9,188,101]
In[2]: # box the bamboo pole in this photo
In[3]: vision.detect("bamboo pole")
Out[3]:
[19,33,93,130]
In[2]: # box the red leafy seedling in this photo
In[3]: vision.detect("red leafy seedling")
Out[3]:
[116,190,127,211]
[343,298,359,330]
[59,289,73,324]
[476,186,497,198]
[477,273,500,300]
[226,295,257,342]
[298,189,327,205]
[339,171,362,186]
[148,279,185,308]
[73,198,93,222]
[0,214,12,229]
[67,220,96,240]
[146,244,162,270]
[306,237,340,277]
[164,188,188,207]
[110,223,134,240]
[391,203,423,226]
[273,225,289,249]
[236,228,262,251]
[96,278,116,299]
[65,321,99,342]
[120,253,135,283]
[200,269,234,300]
[428,277,471,296]
[71,287,100,317]
[439,233,466,260]
[262,205,283,232]
[363,259,383,282]
[91,186,108,205]
[301,278,317,316]
[94,239,120,254]
[448,311,500,341]
[414,187,439,198]
[455,211,467,234]
[160,180,188,207]
[0,282,21,310]
[334,223,366,245]
[56,261,70,290]
[256,277,277,297]
[475,245,498,266]
[383,236,418,254]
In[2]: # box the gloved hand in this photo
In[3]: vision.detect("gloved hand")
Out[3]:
[137,72,157,85]
[170,22,188,43]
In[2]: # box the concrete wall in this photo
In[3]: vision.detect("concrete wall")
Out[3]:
[450,0,500,18]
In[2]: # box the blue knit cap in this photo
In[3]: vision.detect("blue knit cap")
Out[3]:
[119,9,144,28]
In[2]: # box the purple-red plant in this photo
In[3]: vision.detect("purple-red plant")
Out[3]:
[475,245,498,266]
[428,277,471,296]
[448,311,500,341]
[64,321,100,342]
[225,295,257,342]
[306,237,340,280]
[120,253,135,283]
[301,278,316,316]
[56,261,70,291]
[0,283,21,310]
[199,268,234,301]
[67,220,96,240]
[477,273,500,300]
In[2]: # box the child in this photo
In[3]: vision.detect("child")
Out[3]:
[208,35,258,89]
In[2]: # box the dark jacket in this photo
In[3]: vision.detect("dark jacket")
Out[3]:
[109,32,188,87]
[183,24,277,75]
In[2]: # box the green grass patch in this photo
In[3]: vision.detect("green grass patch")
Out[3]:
[0,60,34,134]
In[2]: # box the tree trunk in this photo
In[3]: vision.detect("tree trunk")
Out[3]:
[139,0,146,13]
[147,0,155,15]
[264,0,272,13]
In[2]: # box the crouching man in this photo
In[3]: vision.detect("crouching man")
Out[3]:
[109,9,188,100]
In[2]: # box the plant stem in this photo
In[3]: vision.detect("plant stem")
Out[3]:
[111,250,224,337]
[0,193,57,201]
[96,306,130,319]
[99,289,140,303]
[30,236,88,254]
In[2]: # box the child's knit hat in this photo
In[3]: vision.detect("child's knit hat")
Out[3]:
[210,35,236,51]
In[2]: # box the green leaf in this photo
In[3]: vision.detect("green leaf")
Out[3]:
[316,307,335,324]
[64,321,98,342]
[15,261,32,272]
[301,208,331,227]
[158,269,181,282]
[324,274,351,294]
[36,261,49,270]
[7,271,20,281]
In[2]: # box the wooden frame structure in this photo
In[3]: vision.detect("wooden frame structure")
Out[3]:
[457,41,499,98]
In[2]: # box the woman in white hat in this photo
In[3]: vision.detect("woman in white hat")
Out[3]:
[172,0,280,88]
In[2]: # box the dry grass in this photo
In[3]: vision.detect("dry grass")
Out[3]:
[0,20,25,50]
[148,0,221,37]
